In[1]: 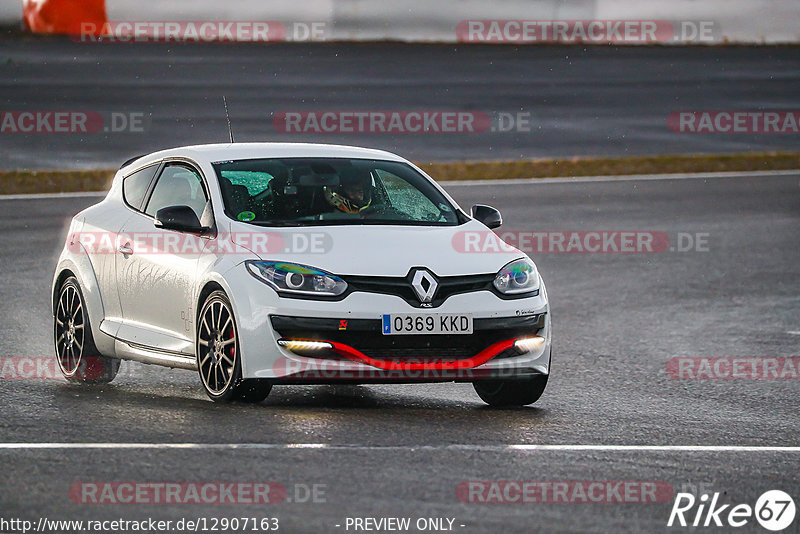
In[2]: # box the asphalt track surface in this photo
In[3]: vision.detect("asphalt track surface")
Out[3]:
[0,172,798,533]
[0,40,799,170]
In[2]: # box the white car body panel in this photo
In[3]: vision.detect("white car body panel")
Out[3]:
[226,218,522,275]
[115,209,200,354]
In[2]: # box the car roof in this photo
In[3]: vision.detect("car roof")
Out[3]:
[121,143,406,171]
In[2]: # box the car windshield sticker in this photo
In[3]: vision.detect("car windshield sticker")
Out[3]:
[237,211,256,222]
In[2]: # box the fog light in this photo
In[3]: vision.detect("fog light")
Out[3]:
[278,339,334,352]
[513,336,545,354]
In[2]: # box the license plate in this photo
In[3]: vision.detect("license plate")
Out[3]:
[381,313,473,335]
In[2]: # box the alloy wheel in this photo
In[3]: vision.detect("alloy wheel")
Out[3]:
[197,297,238,396]
[55,283,85,377]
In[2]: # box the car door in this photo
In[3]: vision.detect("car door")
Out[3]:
[114,161,212,355]
[84,163,159,339]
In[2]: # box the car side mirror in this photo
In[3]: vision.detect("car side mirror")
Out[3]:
[154,205,205,233]
[471,204,503,229]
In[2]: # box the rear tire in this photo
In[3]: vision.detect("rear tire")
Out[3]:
[54,276,120,384]
[473,374,548,407]
[196,290,271,403]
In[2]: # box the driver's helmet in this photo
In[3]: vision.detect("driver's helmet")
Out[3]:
[324,171,372,213]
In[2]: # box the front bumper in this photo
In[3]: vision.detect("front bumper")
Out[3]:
[226,263,551,382]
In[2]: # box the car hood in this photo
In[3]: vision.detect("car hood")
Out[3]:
[226,219,526,277]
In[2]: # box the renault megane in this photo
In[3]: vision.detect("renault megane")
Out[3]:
[52,143,551,406]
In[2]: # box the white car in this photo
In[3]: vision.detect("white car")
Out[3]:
[52,143,551,406]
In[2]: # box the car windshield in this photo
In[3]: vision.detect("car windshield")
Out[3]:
[212,158,462,226]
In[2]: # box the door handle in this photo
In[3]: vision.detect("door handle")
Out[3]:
[118,242,133,255]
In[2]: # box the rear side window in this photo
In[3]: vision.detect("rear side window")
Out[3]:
[122,165,158,210]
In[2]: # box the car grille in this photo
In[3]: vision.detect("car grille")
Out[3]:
[343,272,498,308]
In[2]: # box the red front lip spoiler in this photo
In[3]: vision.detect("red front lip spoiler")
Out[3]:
[313,339,519,371]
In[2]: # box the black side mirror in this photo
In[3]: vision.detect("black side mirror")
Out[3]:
[471,204,503,229]
[154,205,205,233]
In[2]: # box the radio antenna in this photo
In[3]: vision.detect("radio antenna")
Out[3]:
[223,95,234,143]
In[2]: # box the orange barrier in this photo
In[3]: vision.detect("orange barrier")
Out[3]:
[23,0,107,35]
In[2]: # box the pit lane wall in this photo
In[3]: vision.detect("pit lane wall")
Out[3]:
[9,0,800,44]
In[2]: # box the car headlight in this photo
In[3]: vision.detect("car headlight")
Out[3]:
[493,258,540,295]
[246,261,347,297]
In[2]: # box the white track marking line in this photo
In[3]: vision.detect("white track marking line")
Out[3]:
[442,169,800,187]
[0,443,797,452]
[787,331,800,335]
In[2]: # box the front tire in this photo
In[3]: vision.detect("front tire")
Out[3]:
[473,374,548,407]
[196,290,271,403]
[54,276,119,383]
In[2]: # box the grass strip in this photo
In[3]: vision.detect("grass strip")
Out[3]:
[1,152,798,195]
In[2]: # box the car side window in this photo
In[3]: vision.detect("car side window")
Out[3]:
[145,164,208,220]
[122,164,158,211]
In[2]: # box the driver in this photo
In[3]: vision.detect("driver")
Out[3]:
[324,171,373,213]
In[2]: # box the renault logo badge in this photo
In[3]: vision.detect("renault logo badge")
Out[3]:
[410,269,438,304]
